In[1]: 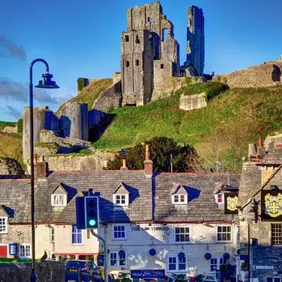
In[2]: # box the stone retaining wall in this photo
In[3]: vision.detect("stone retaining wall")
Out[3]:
[0,261,65,282]
[179,92,207,111]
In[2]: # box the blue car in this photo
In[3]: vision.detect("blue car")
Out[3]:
[65,259,101,282]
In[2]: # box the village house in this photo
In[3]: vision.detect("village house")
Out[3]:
[238,135,282,282]
[0,146,240,280]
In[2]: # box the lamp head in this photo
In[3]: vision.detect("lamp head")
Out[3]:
[35,72,59,89]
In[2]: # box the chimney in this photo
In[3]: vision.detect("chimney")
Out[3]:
[34,155,48,183]
[258,136,263,147]
[144,144,153,177]
[120,158,128,170]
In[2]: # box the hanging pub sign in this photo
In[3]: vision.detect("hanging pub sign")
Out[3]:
[261,190,282,221]
[224,193,238,214]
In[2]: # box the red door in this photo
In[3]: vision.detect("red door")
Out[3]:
[0,245,8,258]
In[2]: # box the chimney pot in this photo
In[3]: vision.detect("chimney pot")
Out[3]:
[120,158,128,170]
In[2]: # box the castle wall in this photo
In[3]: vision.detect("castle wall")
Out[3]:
[92,79,122,113]
[58,102,88,140]
[213,61,282,88]
[186,6,205,76]
[22,106,50,164]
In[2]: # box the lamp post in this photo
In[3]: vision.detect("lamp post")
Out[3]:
[29,58,59,281]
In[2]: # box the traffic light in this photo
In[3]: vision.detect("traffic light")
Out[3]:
[84,196,99,229]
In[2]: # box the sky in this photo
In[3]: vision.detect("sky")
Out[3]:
[0,0,282,122]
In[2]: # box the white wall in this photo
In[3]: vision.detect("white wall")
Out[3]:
[101,222,239,276]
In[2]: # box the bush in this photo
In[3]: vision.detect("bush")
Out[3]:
[17,118,23,134]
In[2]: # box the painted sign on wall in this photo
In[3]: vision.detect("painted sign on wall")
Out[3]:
[261,190,282,220]
[224,193,238,214]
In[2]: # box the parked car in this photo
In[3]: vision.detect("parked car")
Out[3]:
[65,259,101,282]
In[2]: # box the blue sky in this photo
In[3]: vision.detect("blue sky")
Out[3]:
[0,0,281,121]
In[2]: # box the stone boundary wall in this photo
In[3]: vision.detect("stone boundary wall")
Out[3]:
[213,60,282,88]
[179,92,207,111]
[0,261,65,282]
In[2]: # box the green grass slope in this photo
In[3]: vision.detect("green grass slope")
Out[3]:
[57,78,113,112]
[94,84,282,172]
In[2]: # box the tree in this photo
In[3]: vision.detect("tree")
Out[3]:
[105,136,202,172]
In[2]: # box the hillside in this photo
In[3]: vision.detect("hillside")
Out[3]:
[1,82,282,172]
[94,84,282,172]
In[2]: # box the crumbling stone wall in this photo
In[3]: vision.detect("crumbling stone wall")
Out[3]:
[0,261,65,282]
[57,102,88,141]
[185,6,205,76]
[121,2,180,106]
[92,78,122,113]
[213,60,282,88]
[46,151,115,171]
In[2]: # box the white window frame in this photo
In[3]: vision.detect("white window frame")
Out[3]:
[0,217,8,233]
[216,193,224,204]
[113,194,129,207]
[51,194,67,207]
[172,194,187,204]
[112,224,126,240]
[109,250,127,267]
[19,244,31,258]
[216,225,232,242]
[72,225,83,245]
[167,254,187,272]
[50,227,55,243]
[175,227,190,242]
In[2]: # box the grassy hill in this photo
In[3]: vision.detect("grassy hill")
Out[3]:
[1,81,282,172]
[94,84,282,172]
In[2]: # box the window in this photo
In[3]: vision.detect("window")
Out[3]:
[172,194,187,204]
[125,35,129,42]
[72,225,83,244]
[126,61,130,67]
[160,64,164,69]
[210,258,223,271]
[216,193,224,204]
[113,194,129,207]
[168,253,187,272]
[52,194,66,207]
[0,217,7,233]
[136,35,140,44]
[272,224,282,245]
[110,250,127,267]
[267,278,282,282]
[113,225,126,239]
[148,17,152,23]
[175,227,190,242]
[217,225,231,241]
[136,59,139,66]
[19,244,31,258]
[50,228,55,243]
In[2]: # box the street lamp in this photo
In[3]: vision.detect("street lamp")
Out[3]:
[29,58,59,281]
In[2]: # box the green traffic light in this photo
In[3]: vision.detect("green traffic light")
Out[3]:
[89,219,96,226]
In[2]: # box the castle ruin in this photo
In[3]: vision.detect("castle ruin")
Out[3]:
[121,1,205,106]
[22,2,205,165]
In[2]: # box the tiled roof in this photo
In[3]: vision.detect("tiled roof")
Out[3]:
[0,170,241,224]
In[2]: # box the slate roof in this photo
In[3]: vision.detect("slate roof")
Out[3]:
[154,172,240,222]
[261,147,282,164]
[0,170,241,225]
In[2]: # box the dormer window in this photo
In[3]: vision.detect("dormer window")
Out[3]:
[172,194,187,204]
[216,193,224,204]
[170,183,188,205]
[51,194,67,207]
[51,183,68,207]
[113,182,130,207]
[113,194,129,207]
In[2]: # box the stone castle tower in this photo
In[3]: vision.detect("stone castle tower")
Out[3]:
[121,2,180,106]
[185,6,205,76]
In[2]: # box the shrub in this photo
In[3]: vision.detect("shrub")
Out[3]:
[17,118,23,134]
[77,77,87,91]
